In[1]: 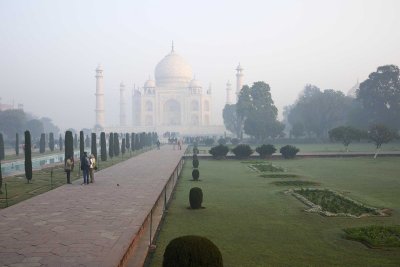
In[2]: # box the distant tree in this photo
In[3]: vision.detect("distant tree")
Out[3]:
[328,126,365,152]
[131,132,135,151]
[223,104,243,138]
[108,132,114,159]
[237,82,284,141]
[134,133,140,150]
[91,133,97,160]
[357,65,400,130]
[74,133,78,149]
[0,109,26,140]
[125,133,130,150]
[39,133,45,153]
[64,130,74,166]
[59,134,63,151]
[85,134,90,148]
[121,138,126,156]
[0,133,4,160]
[15,133,19,155]
[79,131,84,158]
[368,124,397,158]
[40,117,60,137]
[290,122,305,138]
[49,132,54,151]
[25,119,44,141]
[114,133,120,156]
[24,130,32,183]
[100,132,107,161]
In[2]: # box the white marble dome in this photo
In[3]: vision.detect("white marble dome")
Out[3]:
[155,49,193,87]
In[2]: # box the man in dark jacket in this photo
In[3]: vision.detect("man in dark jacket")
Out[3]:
[80,152,90,185]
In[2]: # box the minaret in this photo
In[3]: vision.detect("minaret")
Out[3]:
[236,63,244,98]
[119,81,126,127]
[226,80,233,105]
[95,64,105,129]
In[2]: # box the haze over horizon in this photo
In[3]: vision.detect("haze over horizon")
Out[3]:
[1,0,399,131]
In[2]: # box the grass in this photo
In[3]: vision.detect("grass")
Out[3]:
[344,225,400,248]
[271,180,320,186]
[250,163,284,172]
[294,188,378,216]
[148,157,400,267]
[0,149,150,208]
[260,173,300,178]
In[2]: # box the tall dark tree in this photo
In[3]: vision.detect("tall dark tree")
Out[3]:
[237,82,284,141]
[357,65,400,130]
[64,131,74,166]
[121,138,126,156]
[91,133,97,160]
[113,133,120,156]
[39,133,45,153]
[223,104,243,138]
[15,133,19,155]
[100,132,107,161]
[85,134,90,148]
[108,132,114,159]
[125,133,130,150]
[134,133,140,150]
[49,132,54,151]
[74,133,78,149]
[0,160,2,194]
[59,134,63,151]
[79,131,84,158]
[0,133,4,160]
[24,131,32,183]
[131,132,135,151]
[328,126,365,152]
[368,124,397,158]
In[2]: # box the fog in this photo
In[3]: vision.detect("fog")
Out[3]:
[1,0,399,130]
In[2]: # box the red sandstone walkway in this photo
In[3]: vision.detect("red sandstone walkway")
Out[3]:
[0,145,187,267]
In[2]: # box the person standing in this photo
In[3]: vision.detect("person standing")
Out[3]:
[89,154,96,183]
[80,152,89,185]
[156,140,160,150]
[65,155,73,184]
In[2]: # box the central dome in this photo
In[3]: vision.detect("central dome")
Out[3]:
[155,49,193,87]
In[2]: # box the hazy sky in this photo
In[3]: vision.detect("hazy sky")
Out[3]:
[1,0,399,130]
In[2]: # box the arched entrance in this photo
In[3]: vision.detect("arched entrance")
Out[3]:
[163,99,181,125]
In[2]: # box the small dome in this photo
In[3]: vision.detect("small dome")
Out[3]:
[155,49,193,87]
[144,78,156,88]
[189,78,202,88]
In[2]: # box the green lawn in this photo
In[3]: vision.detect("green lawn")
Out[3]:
[148,157,400,267]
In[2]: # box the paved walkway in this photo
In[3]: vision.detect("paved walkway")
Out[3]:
[0,145,187,267]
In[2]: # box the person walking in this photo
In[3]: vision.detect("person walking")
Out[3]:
[89,154,96,183]
[80,152,90,185]
[65,155,73,184]
[156,140,160,150]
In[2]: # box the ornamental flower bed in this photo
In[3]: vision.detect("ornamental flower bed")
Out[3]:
[271,181,320,187]
[249,163,284,172]
[287,188,388,218]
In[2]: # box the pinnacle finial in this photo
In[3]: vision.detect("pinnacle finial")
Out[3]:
[171,41,174,52]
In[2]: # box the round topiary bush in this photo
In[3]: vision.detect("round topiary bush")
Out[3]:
[232,144,253,158]
[280,145,300,159]
[163,235,223,267]
[189,187,203,209]
[256,144,276,158]
[192,169,200,181]
[209,144,229,159]
[193,158,199,168]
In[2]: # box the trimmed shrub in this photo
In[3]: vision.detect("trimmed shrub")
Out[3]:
[280,145,300,159]
[193,145,199,155]
[217,137,227,145]
[0,133,4,160]
[232,144,253,158]
[24,131,32,182]
[192,169,200,181]
[193,158,199,168]
[256,144,276,158]
[209,144,229,159]
[64,131,74,168]
[15,133,19,155]
[91,133,97,159]
[100,132,107,161]
[39,133,45,153]
[231,138,240,145]
[48,132,54,151]
[193,153,198,160]
[189,187,203,209]
[163,235,223,267]
[204,138,215,146]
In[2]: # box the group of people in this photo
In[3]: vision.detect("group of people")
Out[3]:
[64,152,96,185]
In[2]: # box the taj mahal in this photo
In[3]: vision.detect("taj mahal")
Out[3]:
[94,44,243,135]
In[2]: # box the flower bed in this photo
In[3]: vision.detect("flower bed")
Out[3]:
[260,174,300,178]
[287,188,387,218]
[271,181,320,186]
[249,163,284,172]
[344,225,400,248]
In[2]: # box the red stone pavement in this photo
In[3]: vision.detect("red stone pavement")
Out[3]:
[0,145,187,267]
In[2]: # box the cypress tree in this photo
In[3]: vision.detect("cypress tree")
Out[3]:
[74,133,78,149]
[135,133,140,150]
[39,133,45,153]
[59,134,63,151]
[64,131,74,166]
[91,133,97,160]
[121,138,126,156]
[131,132,135,151]
[114,133,120,156]
[100,132,107,161]
[108,132,114,159]
[24,131,32,183]
[15,133,19,156]
[79,131,84,159]
[49,132,54,151]
[0,160,2,194]
[0,133,5,160]
[125,133,130,150]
